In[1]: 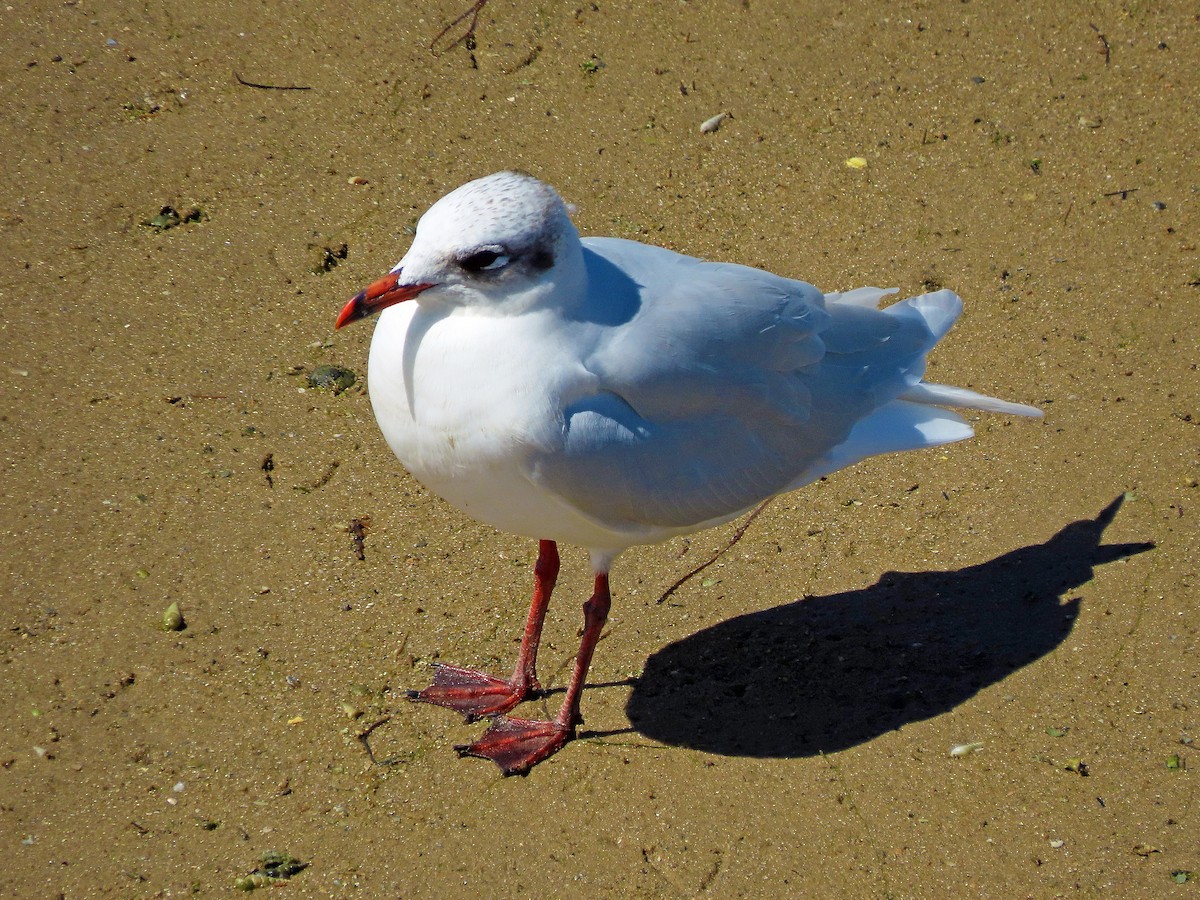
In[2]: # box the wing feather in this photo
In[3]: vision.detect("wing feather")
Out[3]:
[527,242,1032,539]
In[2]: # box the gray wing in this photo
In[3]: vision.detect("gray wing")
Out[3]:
[527,238,966,536]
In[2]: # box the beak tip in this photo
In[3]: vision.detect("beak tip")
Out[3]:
[336,272,432,330]
[334,295,363,330]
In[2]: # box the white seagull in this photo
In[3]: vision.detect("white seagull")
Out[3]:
[336,171,1041,775]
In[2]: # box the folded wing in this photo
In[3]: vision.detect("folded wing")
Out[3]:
[527,239,1038,541]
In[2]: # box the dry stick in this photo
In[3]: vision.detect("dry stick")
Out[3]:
[348,517,369,561]
[355,716,392,765]
[656,499,773,604]
[233,72,312,91]
[1090,24,1111,66]
[431,0,490,55]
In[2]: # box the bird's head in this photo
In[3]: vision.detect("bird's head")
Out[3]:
[336,171,583,328]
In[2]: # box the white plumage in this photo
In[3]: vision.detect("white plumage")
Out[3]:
[336,171,1040,774]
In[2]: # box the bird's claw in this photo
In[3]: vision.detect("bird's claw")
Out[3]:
[407,662,537,721]
[455,715,573,776]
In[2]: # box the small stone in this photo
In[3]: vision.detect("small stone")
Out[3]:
[308,364,357,394]
[312,242,349,274]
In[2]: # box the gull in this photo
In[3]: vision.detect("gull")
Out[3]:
[335,171,1041,774]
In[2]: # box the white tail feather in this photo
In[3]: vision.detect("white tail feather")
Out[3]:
[902,382,1043,418]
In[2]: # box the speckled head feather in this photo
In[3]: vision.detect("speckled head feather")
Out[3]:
[392,171,584,312]
[421,171,569,252]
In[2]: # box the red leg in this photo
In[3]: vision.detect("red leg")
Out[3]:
[408,540,559,720]
[457,570,612,775]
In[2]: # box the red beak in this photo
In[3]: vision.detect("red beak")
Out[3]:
[335,271,435,329]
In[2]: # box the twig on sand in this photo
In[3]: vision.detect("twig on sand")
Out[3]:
[656,499,773,604]
[431,0,490,58]
[1090,23,1111,67]
[233,72,312,91]
[348,516,370,561]
[355,716,393,765]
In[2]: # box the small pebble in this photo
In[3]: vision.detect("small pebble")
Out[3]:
[308,364,357,394]
[162,602,185,631]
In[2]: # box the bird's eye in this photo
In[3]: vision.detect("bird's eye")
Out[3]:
[458,248,510,273]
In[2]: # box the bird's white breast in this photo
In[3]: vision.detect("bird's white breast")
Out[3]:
[366,301,625,547]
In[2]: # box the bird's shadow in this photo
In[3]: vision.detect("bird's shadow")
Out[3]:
[623,495,1153,758]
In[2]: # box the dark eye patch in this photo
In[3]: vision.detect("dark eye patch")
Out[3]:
[458,248,508,273]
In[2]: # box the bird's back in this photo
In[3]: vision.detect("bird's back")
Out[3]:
[524,239,1024,546]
